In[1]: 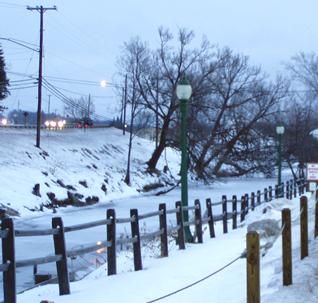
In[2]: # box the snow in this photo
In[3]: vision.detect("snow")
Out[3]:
[0,127,317,303]
[17,191,318,303]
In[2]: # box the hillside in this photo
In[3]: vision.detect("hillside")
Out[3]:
[0,127,179,217]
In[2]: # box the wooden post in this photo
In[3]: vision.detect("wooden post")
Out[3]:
[275,184,278,199]
[206,199,215,238]
[222,195,228,234]
[176,201,185,249]
[2,218,16,303]
[286,181,290,199]
[241,196,246,222]
[294,179,297,198]
[130,209,142,270]
[251,192,255,211]
[245,194,249,214]
[159,203,168,257]
[298,179,301,196]
[247,231,260,303]
[269,186,272,201]
[289,179,293,200]
[315,191,318,238]
[52,217,70,295]
[194,199,203,243]
[232,195,237,230]
[264,188,268,202]
[282,208,292,286]
[256,190,261,205]
[300,196,308,259]
[107,209,116,275]
[281,182,285,198]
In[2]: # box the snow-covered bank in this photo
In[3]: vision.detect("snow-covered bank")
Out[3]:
[0,127,179,217]
[17,191,317,303]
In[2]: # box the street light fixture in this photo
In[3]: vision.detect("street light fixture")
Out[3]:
[276,125,285,197]
[176,76,193,243]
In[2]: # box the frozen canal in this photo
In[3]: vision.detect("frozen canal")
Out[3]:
[4,177,282,298]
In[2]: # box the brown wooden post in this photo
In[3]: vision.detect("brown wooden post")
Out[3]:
[282,208,292,286]
[241,196,246,222]
[315,200,318,238]
[206,199,215,238]
[275,185,278,199]
[176,201,185,249]
[245,193,249,214]
[232,195,237,230]
[264,188,268,202]
[289,179,293,200]
[159,203,168,257]
[300,196,308,259]
[251,192,255,211]
[286,181,290,199]
[222,195,228,234]
[247,231,260,303]
[2,218,16,303]
[298,179,301,196]
[294,179,297,198]
[194,199,203,243]
[256,190,261,205]
[107,209,116,275]
[52,217,70,295]
[130,209,142,270]
[268,186,272,201]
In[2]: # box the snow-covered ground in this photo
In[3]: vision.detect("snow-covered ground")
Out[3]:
[16,191,317,303]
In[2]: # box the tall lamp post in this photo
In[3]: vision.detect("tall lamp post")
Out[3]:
[276,125,285,197]
[176,76,193,243]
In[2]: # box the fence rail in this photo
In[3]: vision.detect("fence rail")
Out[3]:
[0,177,308,303]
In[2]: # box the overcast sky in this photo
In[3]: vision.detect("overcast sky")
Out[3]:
[1,0,318,119]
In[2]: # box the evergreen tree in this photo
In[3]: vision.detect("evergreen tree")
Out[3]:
[0,46,9,111]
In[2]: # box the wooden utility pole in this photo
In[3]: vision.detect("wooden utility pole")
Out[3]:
[123,74,127,135]
[27,5,57,148]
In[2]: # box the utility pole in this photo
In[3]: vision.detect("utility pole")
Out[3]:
[87,94,91,118]
[27,5,57,148]
[47,94,51,117]
[123,74,128,135]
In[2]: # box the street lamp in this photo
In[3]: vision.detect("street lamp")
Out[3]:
[276,125,285,197]
[176,76,193,243]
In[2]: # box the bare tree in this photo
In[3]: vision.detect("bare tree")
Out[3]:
[64,96,95,120]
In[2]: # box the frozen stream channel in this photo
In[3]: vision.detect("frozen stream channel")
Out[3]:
[2,177,280,298]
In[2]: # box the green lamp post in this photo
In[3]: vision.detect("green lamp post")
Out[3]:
[276,125,285,197]
[176,76,193,243]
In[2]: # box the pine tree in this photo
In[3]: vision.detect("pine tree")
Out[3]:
[0,45,9,111]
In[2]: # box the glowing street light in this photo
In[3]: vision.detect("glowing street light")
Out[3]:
[100,80,107,88]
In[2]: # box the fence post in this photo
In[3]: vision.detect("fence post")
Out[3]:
[300,196,308,260]
[247,231,260,303]
[2,218,16,303]
[52,217,70,295]
[206,199,215,238]
[282,208,292,286]
[176,201,185,249]
[289,179,293,200]
[275,185,278,199]
[264,188,268,202]
[315,191,318,238]
[194,199,203,243]
[245,194,249,214]
[298,179,301,196]
[130,209,142,271]
[251,192,255,211]
[107,209,117,275]
[232,195,237,230]
[241,196,246,222]
[159,203,168,257]
[268,186,272,201]
[286,181,290,199]
[281,182,285,198]
[222,195,228,234]
[294,179,297,198]
[256,190,261,205]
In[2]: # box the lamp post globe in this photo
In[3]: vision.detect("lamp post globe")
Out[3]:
[176,76,193,243]
[276,125,285,197]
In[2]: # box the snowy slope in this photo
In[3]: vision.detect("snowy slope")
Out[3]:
[0,127,179,217]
